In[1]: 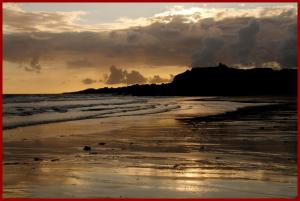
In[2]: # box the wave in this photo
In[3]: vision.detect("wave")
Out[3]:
[3,96,181,130]
[3,94,267,130]
[3,100,149,117]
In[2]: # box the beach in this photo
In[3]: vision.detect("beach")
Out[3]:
[3,95,297,198]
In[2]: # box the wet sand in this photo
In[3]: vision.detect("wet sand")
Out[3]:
[3,97,297,198]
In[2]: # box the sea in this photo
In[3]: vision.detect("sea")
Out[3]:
[3,94,272,130]
[3,94,297,198]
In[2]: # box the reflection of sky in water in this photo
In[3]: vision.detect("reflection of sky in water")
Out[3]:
[3,97,297,198]
[4,162,297,198]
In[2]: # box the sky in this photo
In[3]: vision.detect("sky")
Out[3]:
[3,3,298,94]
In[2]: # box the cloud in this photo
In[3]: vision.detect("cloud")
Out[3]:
[24,56,41,73]
[169,74,175,81]
[233,19,260,64]
[261,61,281,69]
[105,66,173,85]
[278,23,297,68]
[3,5,297,73]
[3,3,23,12]
[153,5,293,24]
[66,59,94,68]
[82,78,97,85]
[3,3,87,33]
[192,37,224,67]
[105,65,147,85]
[126,70,148,85]
[4,3,296,34]
[3,3,153,33]
[106,65,127,84]
[149,75,172,84]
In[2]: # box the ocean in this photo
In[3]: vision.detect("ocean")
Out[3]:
[3,94,263,130]
[3,94,297,198]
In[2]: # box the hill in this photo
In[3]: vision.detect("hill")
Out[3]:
[68,63,297,96]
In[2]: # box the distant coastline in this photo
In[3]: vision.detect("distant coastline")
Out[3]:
[67,64,297,96]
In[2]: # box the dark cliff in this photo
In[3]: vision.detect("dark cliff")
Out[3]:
[68,64,297,96]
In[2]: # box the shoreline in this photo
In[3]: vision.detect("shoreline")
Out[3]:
[179,102,293,122]
[3,97,297,198]
[5,95,292,131]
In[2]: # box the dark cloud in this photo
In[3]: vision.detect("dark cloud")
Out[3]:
[106,65,127,84]
[233,19,260,64]
[278,23,297,68]
[3,33,47,68]
[149,75,172,84]
[24,56,41,73]
[126,70,148,85]
[3,8,297,71]
[105,66,174,85]
[127,31,139,43]
[82,78,97,85]
[192,37,224,67]
[106,65,147,85]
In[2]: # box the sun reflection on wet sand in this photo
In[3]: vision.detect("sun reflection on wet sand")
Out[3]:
[3,97,297,198]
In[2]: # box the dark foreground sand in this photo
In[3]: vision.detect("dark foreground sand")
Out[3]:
[3,97,297,198]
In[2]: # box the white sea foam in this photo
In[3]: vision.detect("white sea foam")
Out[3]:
[3,95,181,129]
[3,94,263,130]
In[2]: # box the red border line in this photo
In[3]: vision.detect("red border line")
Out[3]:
[1,0,299,3]
[0,0,3,198]
[297,1,299,200]
[1,1,299,200]
[1,1,3,200]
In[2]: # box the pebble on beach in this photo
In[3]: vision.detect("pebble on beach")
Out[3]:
[34,157,43,161]
[83,146,91,151]
[199,146,205,151]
